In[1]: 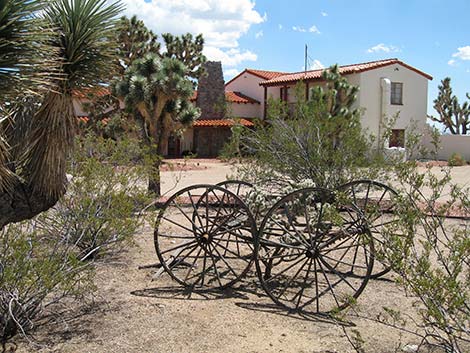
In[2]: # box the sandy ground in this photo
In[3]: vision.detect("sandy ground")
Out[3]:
[14,160,470,353]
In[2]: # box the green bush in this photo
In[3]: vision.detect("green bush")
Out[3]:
[378,165,470,352]
[39,135,152,261]
[0,222,95,348]
[448,152,466,167]
[236,66,384,191]
[0,135,151,348]
[228,66,470,352]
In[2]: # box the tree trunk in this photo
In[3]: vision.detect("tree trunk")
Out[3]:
[0,180,61,229]
[147,159,161,196]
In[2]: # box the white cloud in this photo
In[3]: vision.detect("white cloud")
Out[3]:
[321,11,328,17]
[203,47,257,67]
[121,0,265,68]
[293,25,320,34]
[278,24,283,30]
[224,68,240,78]
[452,46,470,60]
[367,43,401,53]
[309,25,320,34]
[255,30,263,39]
[448,59,457,66]
[293,26,306,32]
[309,59,324,70]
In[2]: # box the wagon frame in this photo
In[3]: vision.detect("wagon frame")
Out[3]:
[154,180,399,314]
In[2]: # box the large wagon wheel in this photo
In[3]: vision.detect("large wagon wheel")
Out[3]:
[255,188,374,313]
[154,184,257,290]
[337,180,399,279]
[216,180,253,202]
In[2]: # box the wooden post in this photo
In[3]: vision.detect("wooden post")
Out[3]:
[263,86,267,119]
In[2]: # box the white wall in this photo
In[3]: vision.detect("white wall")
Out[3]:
[226,72,267,118]
[230,102,260,118]
[423,133,470,161]
[181,128,194,153]
[357,64,429,147]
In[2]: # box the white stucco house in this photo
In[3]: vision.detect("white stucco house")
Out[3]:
[225,58,432,150]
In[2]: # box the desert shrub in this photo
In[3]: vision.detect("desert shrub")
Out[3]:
[448,153,466,167]
[374,164,470,352]
[0,222,94,350]
[234,67,386,191]
[38,135,152,261]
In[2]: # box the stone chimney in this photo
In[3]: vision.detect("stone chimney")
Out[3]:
[196,61,225,120]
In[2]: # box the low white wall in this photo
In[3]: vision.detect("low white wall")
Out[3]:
[423,133,470,160]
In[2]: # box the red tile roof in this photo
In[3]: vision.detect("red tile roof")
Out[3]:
[193,118,254,127]
[77,116,110,125]
[191,91,260,104]
[259,58,433,86]
[225,91,260,104]
[225,68,287,86]
[72,86,111,99]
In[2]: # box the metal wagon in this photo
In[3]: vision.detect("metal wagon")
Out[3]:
[154,179,399,313]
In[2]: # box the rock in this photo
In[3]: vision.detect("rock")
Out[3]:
[402,344,419,352]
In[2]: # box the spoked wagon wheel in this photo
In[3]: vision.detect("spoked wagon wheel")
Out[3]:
[154,184,257,290]
[255,188,374,314]
[337,180,399,279]
[216,180,253,202]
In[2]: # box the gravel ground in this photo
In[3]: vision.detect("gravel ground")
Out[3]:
[14,161,470,353]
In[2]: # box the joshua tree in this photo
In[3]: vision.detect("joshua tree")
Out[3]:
[0,0,123,228]
[114,54,200,195]
[429,77,470,135]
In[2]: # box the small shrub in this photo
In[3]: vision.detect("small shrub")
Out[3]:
[378,166,470,352]
[448,153,466,167]
[0,221,95,348]
[40,136,152,261]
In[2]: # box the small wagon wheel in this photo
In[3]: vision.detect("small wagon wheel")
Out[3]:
[154,184,257,290]
[216,180,254,202]
[337,180,399,279]
[255,188,374,313]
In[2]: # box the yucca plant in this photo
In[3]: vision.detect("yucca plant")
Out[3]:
[0,0,123,228]
[0,0,57,192]
[23,0,123,200]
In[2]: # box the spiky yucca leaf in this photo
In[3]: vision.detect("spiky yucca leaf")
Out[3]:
[0,0,59,98]
[0,130,16,192]
[24,0,122,200]
[44,0,123,89]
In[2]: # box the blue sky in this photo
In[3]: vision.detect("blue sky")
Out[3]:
[125,0,470,118]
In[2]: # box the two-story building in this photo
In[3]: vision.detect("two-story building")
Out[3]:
[224,58,432,151]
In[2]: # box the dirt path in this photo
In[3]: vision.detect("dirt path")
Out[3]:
[18,221,421,353]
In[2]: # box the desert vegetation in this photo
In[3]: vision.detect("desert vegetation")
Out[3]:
[1,1,469,352]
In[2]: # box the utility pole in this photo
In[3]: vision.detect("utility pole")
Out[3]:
[304,44,308,72]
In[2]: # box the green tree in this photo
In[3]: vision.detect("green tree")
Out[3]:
[116,15,160,75]
[0,0,123,228]
[114,54,200,195]
[238,65,375,190]
[111,17,205,195]
[429,77,470,135]
[162,32,205,80]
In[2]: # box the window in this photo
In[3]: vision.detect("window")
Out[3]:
[389,129,405,148]
[391,82,403,105]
